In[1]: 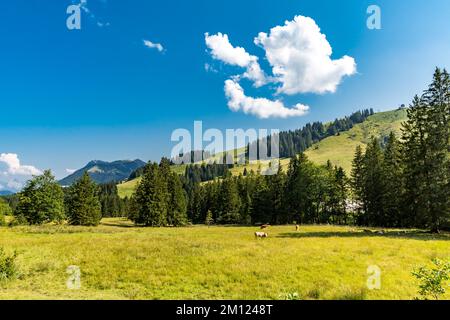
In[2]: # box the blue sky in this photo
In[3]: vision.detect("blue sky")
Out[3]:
[0,0,449,187]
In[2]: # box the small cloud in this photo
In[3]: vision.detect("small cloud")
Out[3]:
[204,63,218,73]
[143,39,164,53]
[72,0,110,28]
[96,21,110,28]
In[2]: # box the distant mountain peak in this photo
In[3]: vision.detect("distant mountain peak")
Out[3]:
[59,159,146,186]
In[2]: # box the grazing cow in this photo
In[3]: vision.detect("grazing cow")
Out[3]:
[260,224,270,230]
[255,232,268,238]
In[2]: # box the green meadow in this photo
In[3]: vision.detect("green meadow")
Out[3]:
[1,218,448,300]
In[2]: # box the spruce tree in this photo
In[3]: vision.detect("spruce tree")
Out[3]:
[382,132,404,227]
[267,164,287,224]
[217,177,241,224]
[421,68,450,232]
[167,172,188,226]
[402,68,450,232]
[401,95,429,227]
[362,138,385,226]
[66,172,102,226]
[351,145,365,223]
[130,163,168,226]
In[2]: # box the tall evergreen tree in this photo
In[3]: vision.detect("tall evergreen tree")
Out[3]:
[66,172,102,226]
[351,145,365,224]
[382,132,404,227]
[421,68,450,232]
[401,95,429,227]
[362,138,385,226]
[216,177,241,224]
[167,171,188,226]
[130,162,168,226]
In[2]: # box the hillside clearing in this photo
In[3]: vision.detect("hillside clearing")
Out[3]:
[0,218,448,300]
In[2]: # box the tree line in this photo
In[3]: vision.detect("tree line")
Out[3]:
[186,158,348,225]
[1,69,447,231]
[352,68,449,232]
[246,109,374,159]
[0,171,129,226]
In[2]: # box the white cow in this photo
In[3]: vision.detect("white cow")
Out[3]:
[255,232,268,238]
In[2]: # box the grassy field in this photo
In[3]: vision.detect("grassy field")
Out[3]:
[1,218,448,300]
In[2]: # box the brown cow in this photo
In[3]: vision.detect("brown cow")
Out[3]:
[260,224,270,230]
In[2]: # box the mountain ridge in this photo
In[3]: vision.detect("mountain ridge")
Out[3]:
[59,159,146,186]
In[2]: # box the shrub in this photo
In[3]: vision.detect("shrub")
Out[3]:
[412,258,450,300]
[0,199,12,226]
[0,248,19,282]
[8,214,28,227]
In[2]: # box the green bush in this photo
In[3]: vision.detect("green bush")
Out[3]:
[8,214,28,227]
[0,198,12,226]
[412,258,450,300]
[0,248,19,282]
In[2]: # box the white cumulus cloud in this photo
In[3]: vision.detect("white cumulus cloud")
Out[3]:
[224,79,309,119]
[205,15,356,118]
[143,39,164,52]
[0,153,41,176]
[205,32,267,87]
[0,153,42,192]
[254,15,356,94]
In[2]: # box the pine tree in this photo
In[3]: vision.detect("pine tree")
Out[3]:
[421,68,450,232]
[401,69,450,232]
[16,170,65,224]
[217,177,241,224]
[167,172,188,226]
[285,153,316,224]
[66,172,102,226]
[351,145,365,222]
[382,132,404,227]
[187,182,203,224]
[331,166,348,224]
[267,164,287,224]
[251,175,270,224]
[362,138,385,226]
[401,95,429,227]
[130,163,168,226]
